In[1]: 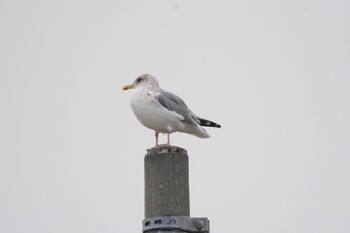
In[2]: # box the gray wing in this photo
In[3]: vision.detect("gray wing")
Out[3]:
[156,89,198,125]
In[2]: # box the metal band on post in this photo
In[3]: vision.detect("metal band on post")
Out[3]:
[142,216,209,233]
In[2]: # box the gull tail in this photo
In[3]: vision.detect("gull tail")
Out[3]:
[197,117,221,128]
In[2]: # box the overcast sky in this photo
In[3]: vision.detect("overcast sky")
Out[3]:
[0,1,349,233]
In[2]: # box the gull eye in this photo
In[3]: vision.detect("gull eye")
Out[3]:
[135,77,144,83]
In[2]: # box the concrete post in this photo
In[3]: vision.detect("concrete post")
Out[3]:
[144,146,190,218]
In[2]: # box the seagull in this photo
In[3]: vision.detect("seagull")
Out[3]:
[122,74,221,146]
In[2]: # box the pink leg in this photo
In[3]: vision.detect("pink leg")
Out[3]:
[155,131,159,146]
[166,133,170,145]
[154,132,171,146]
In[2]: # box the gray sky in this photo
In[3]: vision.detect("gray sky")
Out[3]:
[0,0,349,232]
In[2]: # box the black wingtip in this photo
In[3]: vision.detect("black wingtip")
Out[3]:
[198,118,221,128]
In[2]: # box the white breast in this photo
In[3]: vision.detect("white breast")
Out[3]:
[130,88,185,133]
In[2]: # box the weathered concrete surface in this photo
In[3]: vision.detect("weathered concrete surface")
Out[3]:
[144,146,190,218]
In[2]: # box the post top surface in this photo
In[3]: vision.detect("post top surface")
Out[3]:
[146,145,187,156]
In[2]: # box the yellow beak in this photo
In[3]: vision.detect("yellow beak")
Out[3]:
[122,84,135,90]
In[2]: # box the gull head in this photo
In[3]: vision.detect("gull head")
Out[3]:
[123,74,160,90]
